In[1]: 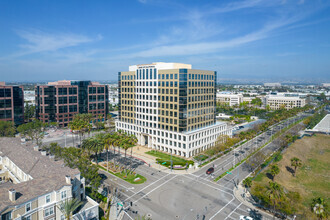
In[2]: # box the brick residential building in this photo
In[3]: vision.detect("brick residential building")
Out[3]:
[35,80,108,127]
[0,82,24,125]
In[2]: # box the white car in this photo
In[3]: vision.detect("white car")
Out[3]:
[240,216,253,220]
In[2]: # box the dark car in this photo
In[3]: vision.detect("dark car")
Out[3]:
[206,167,214,175]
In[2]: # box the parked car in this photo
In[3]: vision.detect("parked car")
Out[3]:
[206,167,214,175]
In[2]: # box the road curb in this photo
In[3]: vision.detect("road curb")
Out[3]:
[233,181,279,220]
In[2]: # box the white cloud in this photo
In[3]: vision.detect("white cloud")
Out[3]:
[15,29,101,56]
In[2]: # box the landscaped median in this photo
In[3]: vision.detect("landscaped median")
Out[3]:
[214,116,305,182]
[98,164,146,184]
[145,150,194,169]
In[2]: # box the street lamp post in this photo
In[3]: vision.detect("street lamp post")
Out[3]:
[171,149,173,172]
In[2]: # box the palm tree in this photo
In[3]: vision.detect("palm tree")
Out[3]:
[103,133,113,171]
[266,181,283,215]
[242,177,252,192]
[68,121,76,147]
[290,157,302,177]
[312,197,327,219]
[270,165,280,181]
[57,198,83,220]
[121,134,138,158]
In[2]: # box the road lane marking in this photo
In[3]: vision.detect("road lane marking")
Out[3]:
[133,175,177,204]
[187,174,234,191]
[124,173,171,202]
[184,174,234,197]
[209,197,235,220]
[225,202,242,220]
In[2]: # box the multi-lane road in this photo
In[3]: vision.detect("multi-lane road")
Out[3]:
[97,114,307,220]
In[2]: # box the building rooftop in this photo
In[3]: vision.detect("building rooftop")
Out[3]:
[40,80,102,86]
[129,62,192,71]
[0,138,79,211]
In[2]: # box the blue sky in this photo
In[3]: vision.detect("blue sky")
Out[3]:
[0,0,330,82]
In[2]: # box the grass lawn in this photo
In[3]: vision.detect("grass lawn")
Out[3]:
[145,150,194,168]
[194,154,209,161]
[251,134,330,219]
[98,165,146,184]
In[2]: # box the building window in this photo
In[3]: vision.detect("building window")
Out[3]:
[25,216,31,220]
[44,207,54,217]
[46,194,51,203]
[26,202,31,212]
[61,190,67,199]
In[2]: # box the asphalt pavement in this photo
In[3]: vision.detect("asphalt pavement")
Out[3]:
[99,114,307,220]
[41,114,307,220]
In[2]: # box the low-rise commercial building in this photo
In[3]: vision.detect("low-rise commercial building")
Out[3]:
[0,82,24,125]
[35,80,109,127]
[266,95,306,110]
[0,137,99,220]
[216,93,243,106]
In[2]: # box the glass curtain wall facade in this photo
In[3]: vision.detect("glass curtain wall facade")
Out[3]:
[116,63,231,158]
[0,84,24,125]
[35,81,108,127]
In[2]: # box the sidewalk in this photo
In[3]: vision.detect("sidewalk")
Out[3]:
[234,181,279,220]
[129,145,199,175]
[109,198,125,220]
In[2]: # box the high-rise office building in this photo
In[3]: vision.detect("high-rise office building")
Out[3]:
[116,62,230,158]
[35,80,108,127]
[0,82,24,125]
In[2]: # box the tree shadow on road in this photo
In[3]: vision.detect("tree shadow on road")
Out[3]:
[249,209,263,220]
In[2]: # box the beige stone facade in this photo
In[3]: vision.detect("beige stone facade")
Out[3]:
[266,95,306,110]
[117,63,231,158]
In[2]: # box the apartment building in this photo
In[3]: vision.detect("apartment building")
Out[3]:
[0,82,24,125]
[0,137,99,220]
[266,95,306,110]
[216,93,243,106]
[35,80,109,127]
[116,62,231,158]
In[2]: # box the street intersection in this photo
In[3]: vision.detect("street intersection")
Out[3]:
[42,115,306,219]
[98,115,306,220]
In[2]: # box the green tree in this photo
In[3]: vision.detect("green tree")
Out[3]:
[266,181,283,214]
[17,120,47,146]
[82,137,103,163]
[24,102,35,122]
[121,134,137,158]
[270,165,280,181]
[290,157,302,177]
[57,198,83,220]
[312,198,328,220]
[0,121,16,137]
[42,145,101,195]
[69,114,93,145]
[251,97,262,107]
[242,177,253,192]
